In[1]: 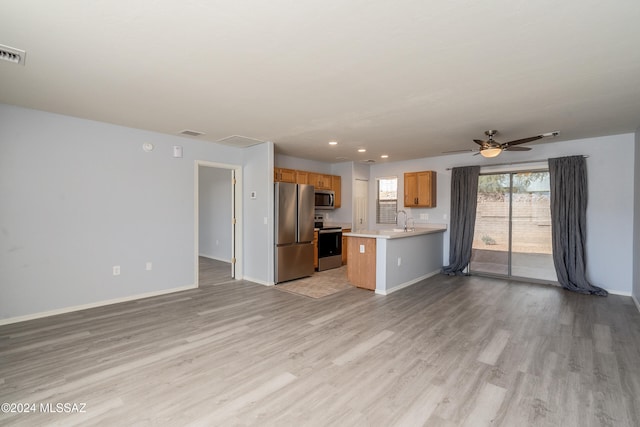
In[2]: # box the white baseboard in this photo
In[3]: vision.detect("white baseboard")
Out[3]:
[605,288,632,297]
[0,284,197,326]
[198,253,231,263]
[633,295,640,314]
[243,276,273,286]
[375,269,440,296]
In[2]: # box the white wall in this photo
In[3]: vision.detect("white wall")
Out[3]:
[198,167,232,261]
[353,162,371,181]
[327,162,353,225]
[634,129,640,308]
[0,104,272,322]
[243,142,274,285]
[369,133,636,295]
[275,154,331,174]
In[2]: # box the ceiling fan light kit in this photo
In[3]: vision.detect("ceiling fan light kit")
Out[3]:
[480,147,502,158]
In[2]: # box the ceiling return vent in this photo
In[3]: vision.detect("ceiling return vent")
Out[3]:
[179,129,205,137]
[0,44,26,66]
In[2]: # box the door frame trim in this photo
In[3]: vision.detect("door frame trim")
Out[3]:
[195,161,243,286]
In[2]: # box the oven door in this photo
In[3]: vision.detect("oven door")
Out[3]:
[317,229,342,271]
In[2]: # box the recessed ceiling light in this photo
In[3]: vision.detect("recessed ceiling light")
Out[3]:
[380,154,389,159]
[357,148,366,153]
[329,141,338,145]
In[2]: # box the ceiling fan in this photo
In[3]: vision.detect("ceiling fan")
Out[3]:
[474,130,559,158]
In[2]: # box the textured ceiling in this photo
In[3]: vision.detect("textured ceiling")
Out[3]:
[1,1,640,162]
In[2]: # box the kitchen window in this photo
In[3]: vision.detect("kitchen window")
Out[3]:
[376,177,397,224]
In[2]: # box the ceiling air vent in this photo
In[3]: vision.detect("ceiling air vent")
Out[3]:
[0,44,26,66]
[179,129,205,137]
[215,135,264,148]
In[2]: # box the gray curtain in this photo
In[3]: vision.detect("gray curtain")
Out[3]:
[442,166,480,275]
[548,155,607,296]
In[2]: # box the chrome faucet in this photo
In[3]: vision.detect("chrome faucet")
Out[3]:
[396,210,407,231]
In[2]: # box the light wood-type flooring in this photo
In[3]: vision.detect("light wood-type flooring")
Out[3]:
[1,259,640,426]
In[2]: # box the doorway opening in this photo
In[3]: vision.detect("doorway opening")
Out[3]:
[195,161,242,286]
[470,169,557,282]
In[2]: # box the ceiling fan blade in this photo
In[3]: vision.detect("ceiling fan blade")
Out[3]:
[502,135,544,147]
[503,146,531,151]
[443,149,476,154]
[473,139,486,146]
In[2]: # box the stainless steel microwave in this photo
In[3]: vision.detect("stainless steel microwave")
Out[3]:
[314,189,335,209]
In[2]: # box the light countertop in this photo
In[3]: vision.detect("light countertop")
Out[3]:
[324,222,353,229]
[343,225,447,239]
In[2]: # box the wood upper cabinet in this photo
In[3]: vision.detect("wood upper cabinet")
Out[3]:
[309,173,333,190]
[274,168,297,183]
[404,171,437,207]
[295,170,309,185]
[332,175,341,208]
[273,168,341,206]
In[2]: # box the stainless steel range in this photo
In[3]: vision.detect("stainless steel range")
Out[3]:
[314,215,342,271]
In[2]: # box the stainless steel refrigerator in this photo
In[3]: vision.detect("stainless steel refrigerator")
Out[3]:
[274,182,314,283]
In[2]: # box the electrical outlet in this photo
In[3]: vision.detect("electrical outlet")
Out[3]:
[443,214,448,220]
[216,239,219,245]
[359,244,365,253]
[113,265,121,276]
[397,257,402,266]
[420,213,428,220]
[146,262,153,271]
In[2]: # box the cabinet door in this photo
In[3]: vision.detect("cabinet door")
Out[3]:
[296,171,309,185]
[313,230,319,269]
[332,175,341,208]
[417,171,436,207]
[280,168,297,183]
[342,228,350,265]
[274,168,297,183]
[309,173,332,189]
[308,173,320,188]
[404,172,418,206]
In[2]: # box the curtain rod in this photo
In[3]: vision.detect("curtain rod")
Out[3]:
[445,155,589,171]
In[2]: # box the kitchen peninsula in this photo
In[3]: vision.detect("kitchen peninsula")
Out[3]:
[343,226,446,295]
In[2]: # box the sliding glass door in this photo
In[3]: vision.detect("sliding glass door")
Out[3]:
[470,171,557,282]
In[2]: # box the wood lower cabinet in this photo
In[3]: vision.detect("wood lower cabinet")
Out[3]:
[274,168,297,183]
[313,230,319,270]
[346,236,376,290]
[341,228,350,265]
[404,171,437,207]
